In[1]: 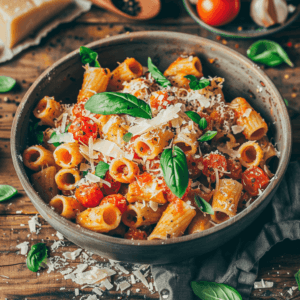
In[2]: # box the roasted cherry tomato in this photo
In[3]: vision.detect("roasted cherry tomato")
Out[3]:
[68,116,98,145]
[75,183,104,208]
[241,166,270,196]
[101,194,127,214]
[103,172,121,196]
[202,153,227,182]
[227,158,242,180]
[197,0,240,27]
[162,179,192,203]
[124,228,148,240]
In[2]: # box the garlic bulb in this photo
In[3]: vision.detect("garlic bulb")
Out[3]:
[250,0,288,28]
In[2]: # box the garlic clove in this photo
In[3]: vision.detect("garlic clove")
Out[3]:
[250,0,289,28]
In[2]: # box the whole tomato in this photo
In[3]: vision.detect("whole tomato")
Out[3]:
[197,0,240,27]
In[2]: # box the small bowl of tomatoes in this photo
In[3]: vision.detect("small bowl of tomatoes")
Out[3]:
[183,0,300,38]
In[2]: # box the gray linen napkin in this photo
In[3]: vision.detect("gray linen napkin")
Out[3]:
[152,161,300,300]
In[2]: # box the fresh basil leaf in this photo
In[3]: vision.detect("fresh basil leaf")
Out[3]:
[185,111,201,125]
[85,92,152,119]
[49,132,61,147]
[123,132,133,143]
[65,122,72,132]
[0,76,16,93]
[26,243,48,272]
[82,170,88,177]
[95,161,110,179]
[198,131,218,142]
[284,98,289,106]
[160,146,189,198]
[147,57,171,88]
[79,46,101,68]
[194,195,214,215]
[0,185,18,202]
[295,270,300,290]
[247,40,294,67]
[191,281,242,300]
[199,117,208,130]
[184,75,210,90]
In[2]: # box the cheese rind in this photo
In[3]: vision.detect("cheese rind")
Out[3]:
[0,0,73,48]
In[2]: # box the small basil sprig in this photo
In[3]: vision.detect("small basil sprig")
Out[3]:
[0,76,16,93]
[26,243,48,272]
[79,46,101,68]
[191,281,242,300]
[29,122,44,145]
[123,132,133,143]
[49,123,73,147]
[65,122,72,132]
[247,40,294,67]
[198,131,217,142]
[147,57,171,88]
[95,161,110,179]
[0,185,18,202]
[160,146,189,198]
[184,75,210,90]
[194,195,214,215]
[85,92,152,119]
[284,98,289,106]
[295,270,300,290]
[185,111,208,130]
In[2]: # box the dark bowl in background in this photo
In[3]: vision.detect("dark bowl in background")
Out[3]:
[11,31,291,264]
[183,0,300,38]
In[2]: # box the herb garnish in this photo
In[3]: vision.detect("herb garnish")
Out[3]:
[0,185,18,202]
[26,243,48,272]
[185,111,208,130]
[123,132,133,143]
[198,131,218,142]
[49,132,62,147]
[284,98,289,106]
[184,75,210,90]
[295,270,300,290]
[160,146,189,198]
[191,281,242,300]
[194,195,214,215]
[247,40,294,67]
[29,122,44,145]
[0,76,16,93]
[147,57,171,88]
[85,92,152,119]
[95,161,110,179]
[199,117,208,130]
[79,46,101,68]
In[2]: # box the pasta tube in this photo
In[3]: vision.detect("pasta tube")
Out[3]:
[31,166,58,202]
[76,203,122,233]
[148,200,196,240]
[55,168,81,190]
[231,97,268,140]
[164,56,203,78]
[258,136,277,165]
[23,145,56,171]
[33,96,61,127]
[54,143,83,169]
[109,158,139,183]
[49,195,85,219]
[188,211,213,234]
[168,73,190,89]
[211,179,243,224]
[134,126,174,160]
[198,77,225,103]
[238,141,264,168]
[77,66,111,102]
[108,58,143,91]
[122,203,167,228]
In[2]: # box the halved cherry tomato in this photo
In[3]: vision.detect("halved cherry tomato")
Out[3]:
[124,228,148,240]
[101,194,127,214]
[162,179,192,203]
[197,0,240,27]
[68,116,98,145]
[202,153,227,182]
[241,167,270,197]
[227,158,242,180]
[103,172,121,196]
[75,183,104,208]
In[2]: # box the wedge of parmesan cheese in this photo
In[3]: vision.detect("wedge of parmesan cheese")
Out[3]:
[0,0,73,48]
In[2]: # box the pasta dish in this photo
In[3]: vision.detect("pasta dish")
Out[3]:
[22,49,278,241]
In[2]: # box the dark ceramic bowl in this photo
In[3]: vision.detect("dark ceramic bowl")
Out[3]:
[183,0,300,38]
[11,31,291,264]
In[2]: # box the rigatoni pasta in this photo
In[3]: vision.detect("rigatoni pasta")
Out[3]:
[22,53,277,241]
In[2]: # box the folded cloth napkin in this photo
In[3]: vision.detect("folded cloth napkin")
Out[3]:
[152,161,300,300]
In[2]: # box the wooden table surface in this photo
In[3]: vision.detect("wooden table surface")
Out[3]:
[0,1,300,299]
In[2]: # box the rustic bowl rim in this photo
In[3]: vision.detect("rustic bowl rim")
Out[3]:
[182,0,300,39]
[11,31,291,247]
